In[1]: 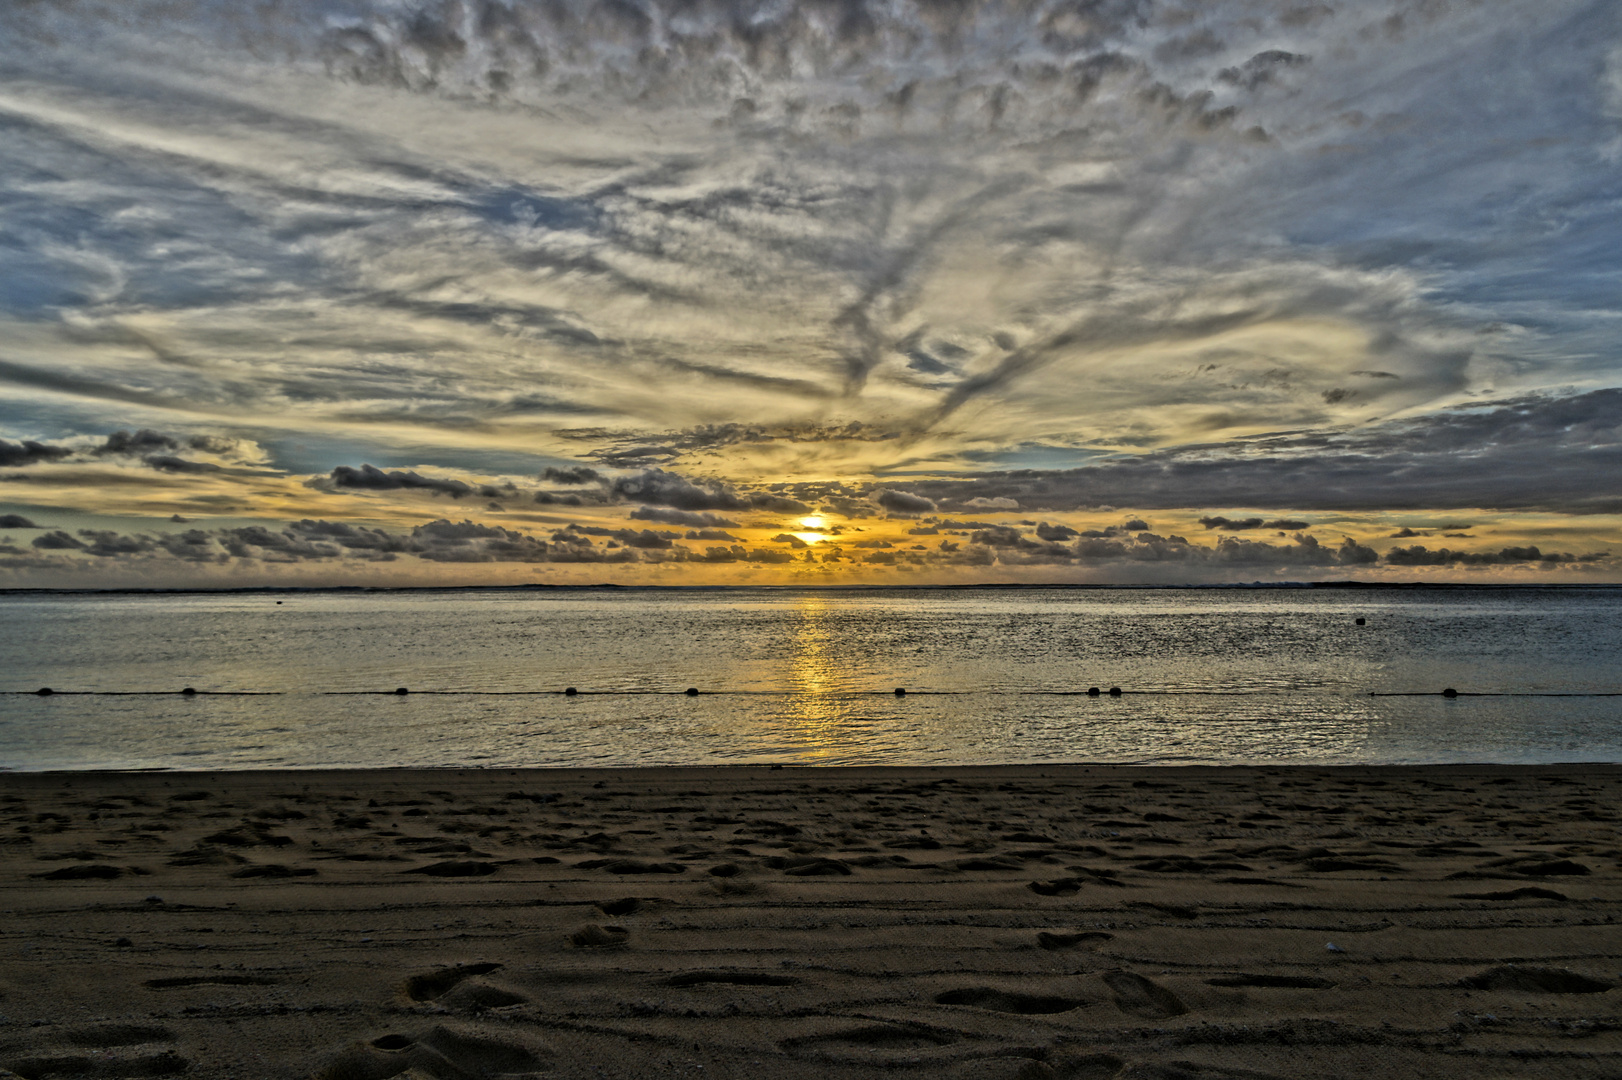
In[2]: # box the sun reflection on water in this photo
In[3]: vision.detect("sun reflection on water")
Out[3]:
[777,594,867,761]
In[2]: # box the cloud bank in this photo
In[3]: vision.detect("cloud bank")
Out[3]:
[0,1,1619,585]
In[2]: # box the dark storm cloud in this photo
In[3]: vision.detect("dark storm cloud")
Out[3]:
[897,390,1622,515]
[0,439,72,467]
[0,515,41,528]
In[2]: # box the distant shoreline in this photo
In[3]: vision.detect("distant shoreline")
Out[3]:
[5,580,1622,597]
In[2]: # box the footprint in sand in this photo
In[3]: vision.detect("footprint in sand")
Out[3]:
[30,864,125,880]
[144,974,279,989]
[594,896,643,916]
[664,971,797,988]
[1,1023,189,1079]
[934,987,1084,1014]
[954,1055,1124,1080]
[402,860,499,878]
[314,1025,549,1080]
[1459,965,1613,993]
[939,1059,1069,1080]
[569,924,629,949]
[1101,970,1188,1019]
[779,1023,958,1064]
[1205,974,1335,989]
[1448,886,1567,901]
[1036,930,1113,950]
[231,862,318,878]
[1116,1062,1289,1080]
[402,962,528,1010]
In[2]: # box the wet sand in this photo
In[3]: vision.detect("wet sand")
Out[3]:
[0,764,1619,1079]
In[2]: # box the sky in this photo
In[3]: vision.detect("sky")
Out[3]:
[1,0,1620,587]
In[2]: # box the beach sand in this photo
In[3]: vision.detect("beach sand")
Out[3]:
[0,764,1618,1079]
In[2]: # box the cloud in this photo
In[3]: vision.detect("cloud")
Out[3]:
[607,469,807,515]
[628,506,741,528]
[1384,544,1604,567]
[895,390,1622,515]
[609,469,747,512]
[0,439,72,467]
[612,529,678,550]
[32,530,85,551]
[143,454,223,474]
[1199,516,1311,531]
[873,489,937,516]
[0,1,1618,585]
[95,430,187,456]
[319,464,512,500]
[541,466,602,485]
[0,514,40,528]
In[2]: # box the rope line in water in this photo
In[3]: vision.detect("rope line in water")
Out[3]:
[8,687,1621,698]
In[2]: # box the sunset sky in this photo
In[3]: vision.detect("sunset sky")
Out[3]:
[1,0,1619,586]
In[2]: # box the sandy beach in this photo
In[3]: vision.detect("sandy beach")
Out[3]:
[0,764,1618,1079]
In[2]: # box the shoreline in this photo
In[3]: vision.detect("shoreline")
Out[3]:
[6,759,1622,776]
[8,759,1622,774]
[7,580,1622,596]
[2,763,1618,1078]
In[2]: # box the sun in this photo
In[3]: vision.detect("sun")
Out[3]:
[798,515,825,529]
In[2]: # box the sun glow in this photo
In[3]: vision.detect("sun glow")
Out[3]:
[791,513,828,546]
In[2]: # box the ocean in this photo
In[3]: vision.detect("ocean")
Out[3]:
[2,585,1619,770]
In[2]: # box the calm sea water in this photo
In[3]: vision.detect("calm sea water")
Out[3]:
[2,586,1620,770]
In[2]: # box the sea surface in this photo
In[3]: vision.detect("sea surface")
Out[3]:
[1,586,1620,770]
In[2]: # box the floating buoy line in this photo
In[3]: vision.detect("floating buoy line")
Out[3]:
[10,686,1622,698]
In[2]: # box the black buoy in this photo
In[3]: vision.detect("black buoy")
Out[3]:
[564,687,578,696]
[1355,617,1366,626]
[684,687,699,696]
[894,687,906,696]
[36,687,53,696]
[394,687,410,695]
[1108,686,1123,697]
[181,687,196,696]
[275,600,283,605]
[1442,688,1459,698]
[1086,687,1101,696]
